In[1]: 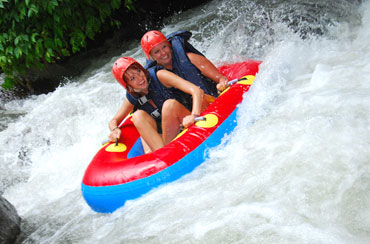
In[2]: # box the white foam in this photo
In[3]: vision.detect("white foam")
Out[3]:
[1,0,370,243]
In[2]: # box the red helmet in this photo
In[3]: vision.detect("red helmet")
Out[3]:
[141,30,170,59]
[112,57,143,89]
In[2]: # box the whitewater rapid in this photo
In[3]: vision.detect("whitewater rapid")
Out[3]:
[1,0,370,243]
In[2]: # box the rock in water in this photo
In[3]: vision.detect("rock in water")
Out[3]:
[0,196,21,244]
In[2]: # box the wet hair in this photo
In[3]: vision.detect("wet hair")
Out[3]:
[123,63,149,95]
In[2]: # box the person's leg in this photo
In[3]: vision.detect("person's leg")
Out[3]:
[140,137,152,154]
[132,110,164,153]
[161,99,191,145]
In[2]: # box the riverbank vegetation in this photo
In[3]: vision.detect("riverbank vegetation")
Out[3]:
[0,0,135,90]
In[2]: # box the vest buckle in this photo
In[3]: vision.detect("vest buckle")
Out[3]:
[138,96,148,105]
[151,109,161,118]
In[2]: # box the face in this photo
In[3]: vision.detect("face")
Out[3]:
[124,66,148,91]
[149,42,172,68]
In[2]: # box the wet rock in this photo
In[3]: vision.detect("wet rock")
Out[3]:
[0,196,21,244]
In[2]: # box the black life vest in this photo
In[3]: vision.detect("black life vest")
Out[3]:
[145,31,219,110]
[167,30,218,97]
[126,73,171,122]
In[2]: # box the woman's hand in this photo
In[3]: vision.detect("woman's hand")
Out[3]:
[108,99,134,142]
[182,114,197,128]
[216,76,229,91]
[108,127,121,142]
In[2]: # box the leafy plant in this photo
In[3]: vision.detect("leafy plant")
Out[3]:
[0,0,134,90]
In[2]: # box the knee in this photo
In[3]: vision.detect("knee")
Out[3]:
[132,110,149,125]
[162,99,181,116]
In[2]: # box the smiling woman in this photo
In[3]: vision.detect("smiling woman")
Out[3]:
[109,55,212,153]
[82,61,260,213]
[123,63,151,93]
[109,57,165,153]
[150,42,173,68]
[141,30,228,98]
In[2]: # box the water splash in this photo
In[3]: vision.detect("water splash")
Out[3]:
[1,0,369,243]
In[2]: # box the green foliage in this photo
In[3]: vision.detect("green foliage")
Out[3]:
[125,0,137,12]
[0,0,135,90]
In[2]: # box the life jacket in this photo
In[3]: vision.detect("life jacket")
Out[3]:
[126,70,170,123]
[168,31,218,97]
[145,64,192,111]
[145,31,219,110]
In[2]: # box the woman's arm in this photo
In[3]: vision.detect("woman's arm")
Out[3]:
[157,69,203,116]
[187,52,228,91]
[108,98,134,141]
[157,69,204,128]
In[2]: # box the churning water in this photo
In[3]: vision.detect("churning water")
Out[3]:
[1,0,370,243]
